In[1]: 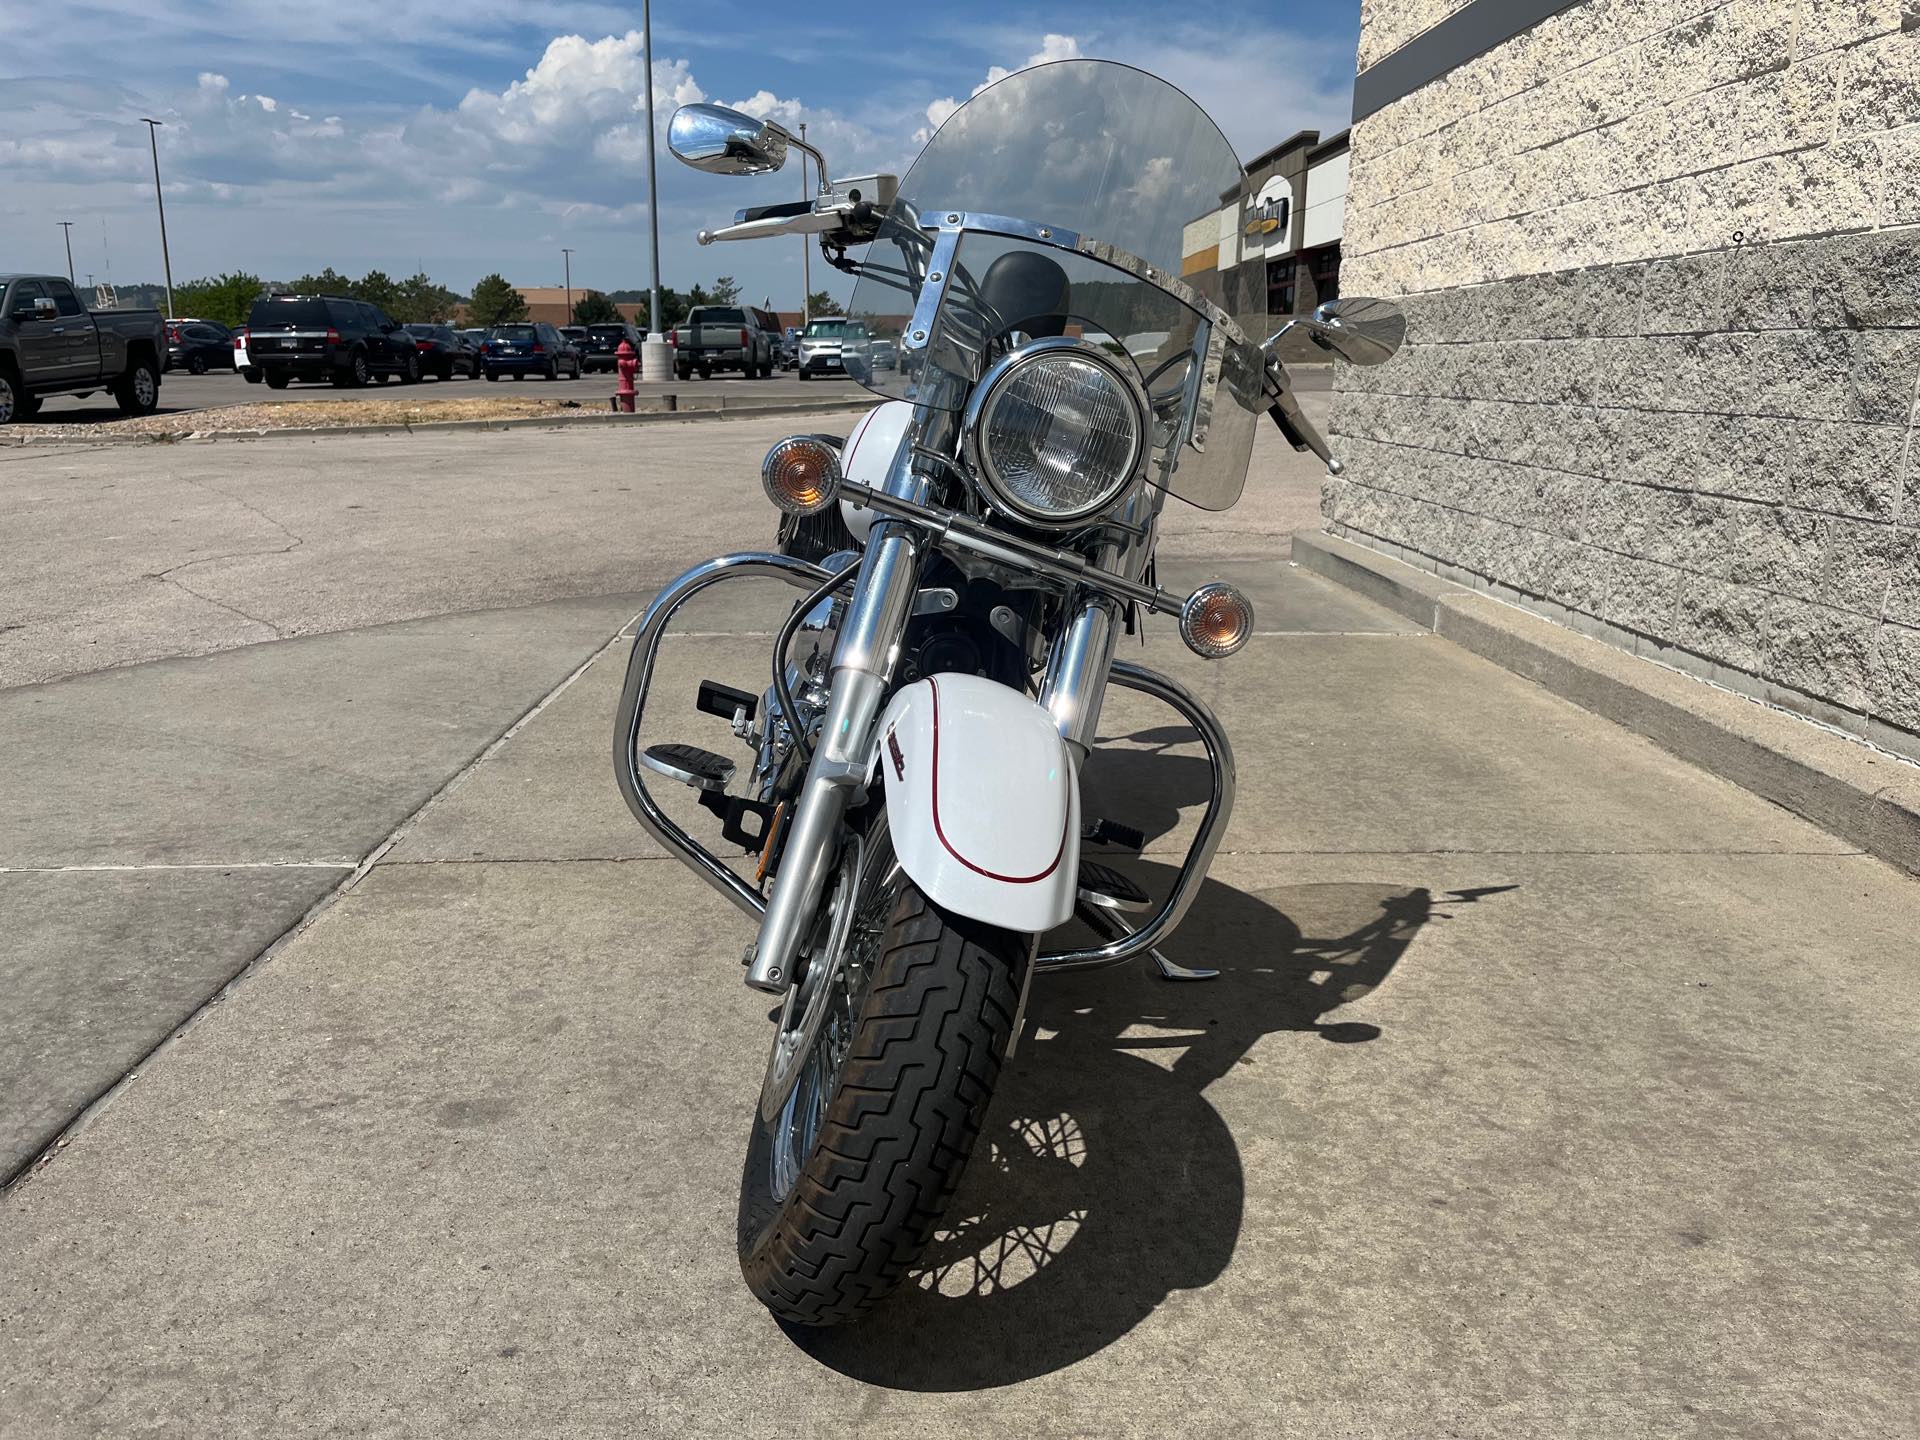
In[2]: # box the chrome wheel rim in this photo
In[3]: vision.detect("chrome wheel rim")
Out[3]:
[762,820,902,1203]
[134,369,156,407]
[0,377,13,423]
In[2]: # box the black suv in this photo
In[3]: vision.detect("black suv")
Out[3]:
[166,319,235,374]
[403,323,481,380]
[578,322,642,373]
[245,294,423,389]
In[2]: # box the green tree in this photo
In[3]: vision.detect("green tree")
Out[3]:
[394,272,459,324]
[806,290,844,317]
[287,267,354,295]
[709,275,741,305]
[351,269,401,313]
[572,290,621,325]
[172,271,264,329]
[467,273,529,326]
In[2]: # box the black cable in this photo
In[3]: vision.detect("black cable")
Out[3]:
[773,558,862,766]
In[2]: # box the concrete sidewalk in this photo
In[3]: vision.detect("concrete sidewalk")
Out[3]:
[4,558,1915,1437]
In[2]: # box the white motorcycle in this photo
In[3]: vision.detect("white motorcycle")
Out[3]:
[614,58,1404,1325]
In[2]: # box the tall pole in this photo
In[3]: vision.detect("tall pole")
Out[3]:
[59,222,75,283]
[799,122,811,327]
[140,118,174,318]
[562,247,573,324]
[642,0,662,339]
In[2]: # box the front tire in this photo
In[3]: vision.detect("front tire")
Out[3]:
[738,858,1027,1327]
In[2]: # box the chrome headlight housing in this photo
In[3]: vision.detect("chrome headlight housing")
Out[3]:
[962,338,1147,528]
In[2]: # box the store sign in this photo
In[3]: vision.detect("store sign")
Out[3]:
[1243,175,1293,239]
[1244,194,1291,236]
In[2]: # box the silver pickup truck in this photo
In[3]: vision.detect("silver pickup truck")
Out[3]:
[0,274,167,424]
[669,304,776,380]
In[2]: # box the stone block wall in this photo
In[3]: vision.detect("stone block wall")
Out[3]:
[1329,0,1920,759]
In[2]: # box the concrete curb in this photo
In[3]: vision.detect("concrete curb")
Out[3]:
[0,395,876,447]
[1292,529,1920,877]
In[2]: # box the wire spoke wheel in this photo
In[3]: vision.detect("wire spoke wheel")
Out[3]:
[760,820,901,1204]
[737,811,1029,1327]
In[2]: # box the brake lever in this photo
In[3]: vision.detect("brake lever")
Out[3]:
[698,205,855,245]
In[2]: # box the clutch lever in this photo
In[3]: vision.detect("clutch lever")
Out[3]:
[1262,351,1342,476]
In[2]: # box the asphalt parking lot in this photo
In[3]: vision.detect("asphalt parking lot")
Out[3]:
[2,394,1915,1437]
[25,366,869,423]
[23,365,1334,424]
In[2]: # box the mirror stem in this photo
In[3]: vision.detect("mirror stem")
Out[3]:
[784,131,832,195]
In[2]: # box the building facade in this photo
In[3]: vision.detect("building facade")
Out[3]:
[1181,129,1350,359]
[1326,0,1920,762]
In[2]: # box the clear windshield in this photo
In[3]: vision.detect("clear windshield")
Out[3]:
[846,59,1267,510]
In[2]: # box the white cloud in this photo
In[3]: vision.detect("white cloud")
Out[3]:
[0,18,1351,307]
[916,33,1082,145]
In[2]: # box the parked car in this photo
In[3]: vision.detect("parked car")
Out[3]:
[796,317,864,380]
[232,324,263,382]
[669,304,774,379]
[0,274,166,423]
[480,322,581,380]
[458,327,489,354]
[776,326,801,370]
[244,294,423,388]
[560,326,591,366]
[403,323,481,380]
[166,319,235,374]
[867,337,898,373]
[578,322,642,373]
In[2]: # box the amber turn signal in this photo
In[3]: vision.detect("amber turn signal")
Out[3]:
[761,436,842,516]
[1178,581,1254,659]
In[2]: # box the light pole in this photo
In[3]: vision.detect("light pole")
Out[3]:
[562,247,574,324]
[58,221,75,284]
[799,122,811,327]
[139,118,174,318]
[639,0,671,381]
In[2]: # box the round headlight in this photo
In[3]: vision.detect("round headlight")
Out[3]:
[964,341,1145,527]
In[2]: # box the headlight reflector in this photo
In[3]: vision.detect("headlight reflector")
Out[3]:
[965,341,1144,526]
[761,435,841,515]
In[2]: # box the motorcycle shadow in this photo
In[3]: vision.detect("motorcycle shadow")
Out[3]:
[791,820,1512,1388]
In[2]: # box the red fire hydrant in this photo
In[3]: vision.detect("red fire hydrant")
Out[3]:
[614,339,639,412]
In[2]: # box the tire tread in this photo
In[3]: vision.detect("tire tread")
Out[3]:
[739,887,1025,1325]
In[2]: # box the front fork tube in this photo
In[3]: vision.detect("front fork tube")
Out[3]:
[744,504,928,994]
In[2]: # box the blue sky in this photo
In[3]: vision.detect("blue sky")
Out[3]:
[0,0,1360,308]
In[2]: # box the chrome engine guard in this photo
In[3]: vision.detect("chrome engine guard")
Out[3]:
[613,555,1234,972]
[613,552,834,921]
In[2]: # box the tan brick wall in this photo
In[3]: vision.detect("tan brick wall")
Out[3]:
[1343,0,1916,297]
[1357,0,1480,71]
[1327,0,1920,759]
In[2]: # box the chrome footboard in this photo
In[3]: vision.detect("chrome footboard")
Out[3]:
[612,552,834,921]
[1035,660,1236,972]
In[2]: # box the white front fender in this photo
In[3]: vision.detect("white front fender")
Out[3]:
[875,673,1080,934]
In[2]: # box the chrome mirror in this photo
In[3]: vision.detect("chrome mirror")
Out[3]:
[668,103,791,176]
[1305,297,1406,366]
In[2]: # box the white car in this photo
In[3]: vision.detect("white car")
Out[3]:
[233,325,263,383]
